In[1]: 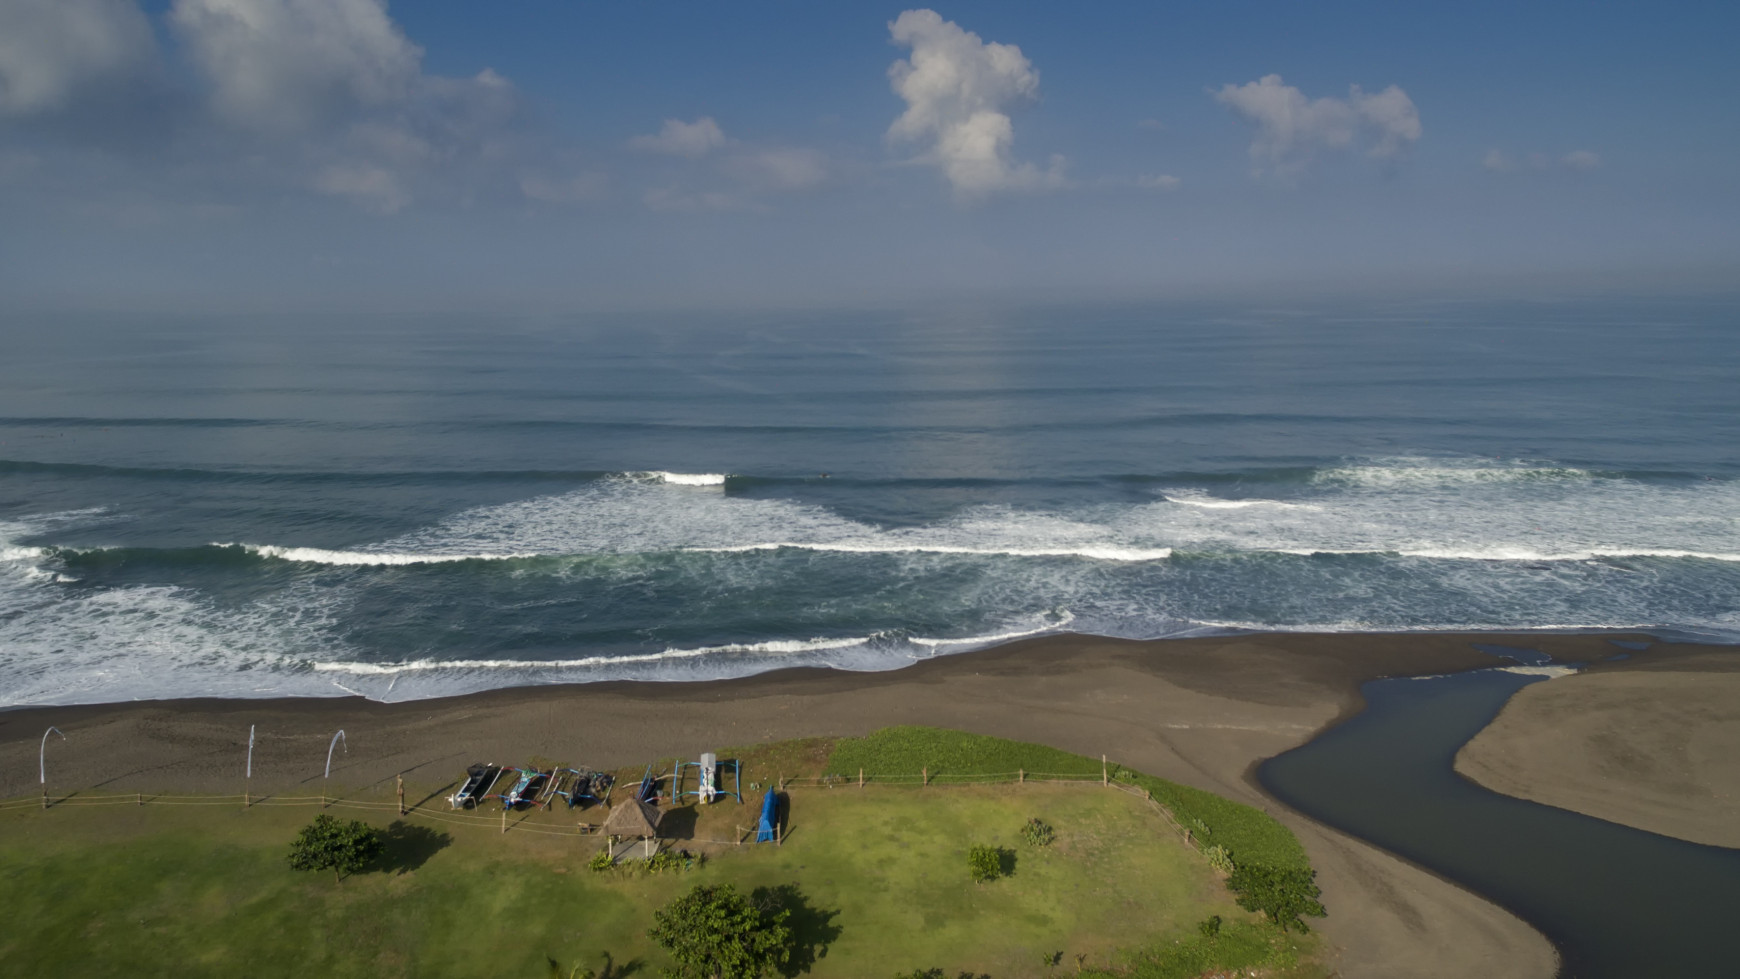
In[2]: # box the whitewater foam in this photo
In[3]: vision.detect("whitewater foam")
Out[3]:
[237,544,540,566]
[643,471,727,486]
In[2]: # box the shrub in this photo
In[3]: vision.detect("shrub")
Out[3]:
[1197,914,1222,939]
[1203,844,1235,874]
[286,814,381,882]
[1020,817,1056,848]
[647,883,794,979]
[646,850,703,875]
[1226,864,1326,933]
[588,848,613,873]
[967,844,1005,883]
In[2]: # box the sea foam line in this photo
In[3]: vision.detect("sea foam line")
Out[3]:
[235,545,539,566]
[309,636,873,674]
[910,610,1076,648]
[692,542,1173,562]
[1162,495,1318,510]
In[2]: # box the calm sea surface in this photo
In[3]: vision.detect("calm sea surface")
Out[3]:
[2,297,1737,705]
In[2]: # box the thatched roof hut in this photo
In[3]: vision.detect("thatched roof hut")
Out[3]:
[602,797,663,840]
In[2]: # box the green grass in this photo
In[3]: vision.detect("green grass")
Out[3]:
[828,726,1310,871]
[0,728,1323,977]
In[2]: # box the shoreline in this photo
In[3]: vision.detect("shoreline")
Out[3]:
[0,630,1708,978]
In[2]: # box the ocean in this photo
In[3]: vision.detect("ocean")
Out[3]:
[2,296,1736,706]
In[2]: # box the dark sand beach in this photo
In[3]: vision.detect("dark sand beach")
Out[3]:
[5,631,1714,978]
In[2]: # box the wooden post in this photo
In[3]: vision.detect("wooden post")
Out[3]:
[137,792,143,806]
[922,766,928,787]
[41,786,47,810]
[501,807,507,834]
[858,767,864,789]
[243,789,249,809]
[396,774,405,815]
[1102,755,1108,786]
[1018,768,1025,784]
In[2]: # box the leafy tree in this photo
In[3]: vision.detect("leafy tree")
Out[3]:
[286,814,382,882]
[647,883,794,979]
[1226,864,1326,932]
[966,844,1001,883]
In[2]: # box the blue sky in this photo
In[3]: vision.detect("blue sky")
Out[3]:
[1,0,1735,310]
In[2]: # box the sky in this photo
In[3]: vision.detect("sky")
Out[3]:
[1,0,1736,311]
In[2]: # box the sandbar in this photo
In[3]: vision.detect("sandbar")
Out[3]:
[1456,645,1740,849]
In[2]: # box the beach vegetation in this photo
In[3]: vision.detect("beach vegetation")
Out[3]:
[286,813,383,882]
[646,882,793,979]
[1226,865,1326,933]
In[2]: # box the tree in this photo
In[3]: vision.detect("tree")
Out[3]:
[287,814,383,882]
[1226,864,1326,933]
[647,883,794,979]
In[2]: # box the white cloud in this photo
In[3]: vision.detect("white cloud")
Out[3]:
[630,117,727,158]
[886,8,1064,197]
[0,0,157,116]
[1484,147,1602,173]
[1136,174,1181,191]
[313,161,407,213]
[171,0,421,135]
[1215,74,1421,176]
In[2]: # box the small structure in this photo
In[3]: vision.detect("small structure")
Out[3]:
[602,796,665,859]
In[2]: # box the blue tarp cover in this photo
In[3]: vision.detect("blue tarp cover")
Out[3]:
[755,787,778,843]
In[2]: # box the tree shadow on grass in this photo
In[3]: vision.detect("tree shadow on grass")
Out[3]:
[374,820,451,875]
[545,952,643,978]
[752,883,842,977]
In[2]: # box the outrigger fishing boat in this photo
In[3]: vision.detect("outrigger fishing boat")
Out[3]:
[496,766,553,810]
[448,763,503,809]
[551,767,615,809]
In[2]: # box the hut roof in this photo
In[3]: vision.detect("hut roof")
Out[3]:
[602,797,664,838]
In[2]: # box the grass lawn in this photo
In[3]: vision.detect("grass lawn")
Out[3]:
[0,728,1325,977]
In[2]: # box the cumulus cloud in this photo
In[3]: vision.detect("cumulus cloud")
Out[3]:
[0,0,157,116]
[1215,74,1420,176]
[171,0,420,135]
[630,117,727,158]
[886,8,1064,197]
[1484,147,1602,173]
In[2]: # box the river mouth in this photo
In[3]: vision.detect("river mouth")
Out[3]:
[1259,664,1740,978]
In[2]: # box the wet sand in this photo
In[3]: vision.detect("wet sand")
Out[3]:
[0,631,1632,979]
[1457,645,1740,849]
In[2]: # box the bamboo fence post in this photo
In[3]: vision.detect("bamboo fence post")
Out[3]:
[1018,768,1025,784]
[1102,755,1108,786]
[858,767,864,789]
[922,766,928,787]
[137,792,142,806]
[501,807,507,834]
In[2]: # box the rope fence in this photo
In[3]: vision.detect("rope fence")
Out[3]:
[0,766,1202,854]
